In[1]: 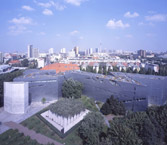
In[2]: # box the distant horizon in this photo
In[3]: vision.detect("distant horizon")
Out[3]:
[0,0,167,52]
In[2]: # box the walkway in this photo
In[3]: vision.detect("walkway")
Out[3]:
[4,121,62,145]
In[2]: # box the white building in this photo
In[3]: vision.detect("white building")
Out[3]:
[49,48,54,55]
[60,48,66,54]
[33,48,39,58]
[37,58,45,68]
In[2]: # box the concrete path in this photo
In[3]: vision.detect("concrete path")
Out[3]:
[5,121,62,145]
[95,103,110,128]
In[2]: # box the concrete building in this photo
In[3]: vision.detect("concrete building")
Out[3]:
[74,46,79,56]
[4,82,29,114]
[27,45,33,58]
[33,48,39,58]
[3,70,167,114]
[60,48,66,54]
[138,50,146,58]
[0,52,3,63]
[49,48,54,55]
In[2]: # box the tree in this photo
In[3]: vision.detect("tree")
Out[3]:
[79,112,105,145]
[21,59,29,67]
[41,97,46,104]
[108,121,142,145]
[62,78,83,99]
[100,95,126,115]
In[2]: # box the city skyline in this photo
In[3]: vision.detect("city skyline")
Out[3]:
[0,0,167,52]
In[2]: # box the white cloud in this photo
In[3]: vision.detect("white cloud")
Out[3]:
[50,1,66,11]
[39,32,46,35]
[10,17,34,25]
[22,5,34,11]
[79,36,84,40]
[124,12,139,18]
[8,25,31,35]
[56,34,61,37]
[125,34,133,38]
[35,1,66,11]
[145,14,166,22]
[65,0,87,6]
[43,9,53,15]
[146,33,156,37]
[70,30,79,35]
[106,19,130,29]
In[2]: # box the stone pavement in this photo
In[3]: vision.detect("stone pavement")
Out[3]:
[5,121,62,145]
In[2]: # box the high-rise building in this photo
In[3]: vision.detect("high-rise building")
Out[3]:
[0,52,3,63]
[27,45,33,58]
[95,48,100,53]
[138,50,146,58]
[89,48,93,55]
[33,48,39,58]
[60,48,66,53]
[49,48,54,55]
[74,46,79,55]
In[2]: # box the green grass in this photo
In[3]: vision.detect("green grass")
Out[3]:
[0,129,43,145]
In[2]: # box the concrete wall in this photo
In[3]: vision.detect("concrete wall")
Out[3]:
[4,82,29,114]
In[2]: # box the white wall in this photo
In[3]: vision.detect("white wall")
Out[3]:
[4,82,29,114]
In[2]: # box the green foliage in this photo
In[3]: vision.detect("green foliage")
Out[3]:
[62,78,83,99]
[0,129,41,145]
[21,59,29,67]
[41,97,46,104]
[100,95,126,115]
[108,120,142,145]
[79,112,105,145]
[50,98,85,117]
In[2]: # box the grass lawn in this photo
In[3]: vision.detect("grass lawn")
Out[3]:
[0,129,43,145]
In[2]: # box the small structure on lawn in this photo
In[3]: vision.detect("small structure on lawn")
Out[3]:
[41,99,89,134]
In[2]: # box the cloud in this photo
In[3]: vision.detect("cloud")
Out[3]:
[124,12,139,18]
[64,0,87,6]
[70,30,79,35]
[146,33,156,37]
[35,1,66,11]
[22,5,34,11]
[39,32,46,35]
[43,9,53,15]
[8,25,31,35]
[106,19,130,29]
[138,22,154,26]
[79,36,84,40]
[10,17,34,25]
[145,14,166,22]
[125,34,133,38]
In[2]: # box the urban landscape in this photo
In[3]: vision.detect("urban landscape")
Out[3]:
[0,0,167,145]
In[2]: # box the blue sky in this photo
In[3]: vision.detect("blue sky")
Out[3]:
[0,0,167,53]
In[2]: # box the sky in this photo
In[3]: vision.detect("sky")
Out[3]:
[0,0,167,53]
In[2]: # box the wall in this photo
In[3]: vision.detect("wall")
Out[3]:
[4,82,29,114]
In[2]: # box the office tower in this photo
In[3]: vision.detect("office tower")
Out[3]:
[95,48,100,53]
[74,46,79,55]
[49,48,54,55]
[0,52,3,63]
[138,50,146,58]
[33,48,39,58]
[27,45,33,58]
[89,48,93,55]
[60,48,66,53]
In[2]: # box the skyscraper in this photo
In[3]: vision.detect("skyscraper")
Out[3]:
[27,45,33,58]
[0,52,3,63]
[138,50,146,58]
[74,46,79,55]
[60,48,66,53]
[33,48,39,58]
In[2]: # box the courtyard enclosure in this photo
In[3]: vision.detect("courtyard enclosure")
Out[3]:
[41,99,89,133]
